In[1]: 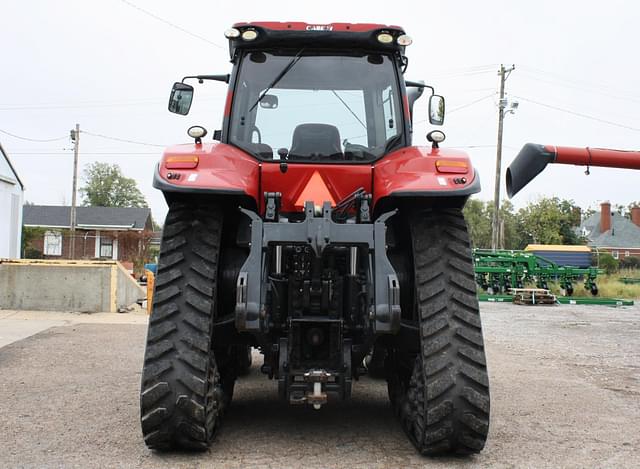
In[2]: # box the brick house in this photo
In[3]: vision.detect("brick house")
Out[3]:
[23,205,153,266]
[578,202,640,260]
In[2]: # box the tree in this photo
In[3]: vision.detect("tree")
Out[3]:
[499,200,520,249]
[463,198,520,249]
[515,197,584,248]
[463,198,492,248]
[80,162,148,207]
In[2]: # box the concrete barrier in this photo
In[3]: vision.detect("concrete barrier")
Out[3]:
[0,259,146,313]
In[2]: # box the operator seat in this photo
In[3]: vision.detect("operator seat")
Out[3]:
[289,123,343,159]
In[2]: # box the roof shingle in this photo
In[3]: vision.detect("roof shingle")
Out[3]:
[579,212,640,248]
[23,205,151,230]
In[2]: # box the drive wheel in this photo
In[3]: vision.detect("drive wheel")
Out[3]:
[388,208,490,455]
[140,202,232,451]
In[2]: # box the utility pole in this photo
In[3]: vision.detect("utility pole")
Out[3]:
[491,64,515,251]
[69,123,80,259]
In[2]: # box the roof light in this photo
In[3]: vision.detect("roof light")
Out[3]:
[427,130,446,143]
[397,34,413,46]
[187,125,207,139]
[241,29,258,41]
[224,28,240,39]
[377,33,394,44]
[165,155,199,170]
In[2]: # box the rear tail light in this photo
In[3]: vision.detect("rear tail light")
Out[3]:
[165,155,199,170]
[436,160,468,174]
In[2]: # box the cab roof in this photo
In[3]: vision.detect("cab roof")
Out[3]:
[226,22,408,59]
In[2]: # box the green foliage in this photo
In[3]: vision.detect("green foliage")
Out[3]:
[21,226,46,257]
[514,197,583,248]
[463,199,492,248]
[464,196,585,249]
[80,162,148,208]
[463,198,526,249]
[620,256,640,270]
[598,252,619,274]
[24,247,43,259]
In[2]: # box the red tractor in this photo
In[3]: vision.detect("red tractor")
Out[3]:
[140,22,489,455]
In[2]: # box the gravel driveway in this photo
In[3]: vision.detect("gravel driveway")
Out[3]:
[1,303,638,468]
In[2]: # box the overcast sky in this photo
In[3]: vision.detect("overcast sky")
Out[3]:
[1,0,638,223]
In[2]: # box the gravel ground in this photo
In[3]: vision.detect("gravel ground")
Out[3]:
[1,302,639,469]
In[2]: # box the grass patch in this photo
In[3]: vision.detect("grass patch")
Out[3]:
[546,269,640,300]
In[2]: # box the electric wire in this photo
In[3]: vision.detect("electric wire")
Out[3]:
[518,68,640,104]
[81,130,167,147]
[119,0,224,50]
[0,128,68,142]
[413,93,495,125]
[513,96,640,132]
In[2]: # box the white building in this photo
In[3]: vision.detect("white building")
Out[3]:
[0,143,24,258]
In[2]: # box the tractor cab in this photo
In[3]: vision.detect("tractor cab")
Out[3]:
[169,22,444,163]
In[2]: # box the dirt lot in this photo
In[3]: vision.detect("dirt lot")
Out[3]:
[1,303,639,469]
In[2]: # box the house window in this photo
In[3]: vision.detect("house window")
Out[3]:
[100,236,113,258]
[44,231,62,256]
[625,251,630,258]
[612,250,619,260]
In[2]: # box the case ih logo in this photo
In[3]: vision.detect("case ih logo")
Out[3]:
[306,25,333,31]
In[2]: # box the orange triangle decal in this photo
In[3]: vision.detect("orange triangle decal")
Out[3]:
[294,171,336,209]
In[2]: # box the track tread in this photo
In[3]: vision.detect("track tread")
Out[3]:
[390,208,490,455]
[140,202,228,451]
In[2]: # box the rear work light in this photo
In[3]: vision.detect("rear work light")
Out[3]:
[377,33,394,44]
[224,28,240,39]
[165,155,199,170]
[241,29,258,41]
[435,160,468,174]
[397,34,412,46]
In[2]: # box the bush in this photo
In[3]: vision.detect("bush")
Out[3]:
[620,256,640,269]
[24,247,43,259]
[598,252,619,274]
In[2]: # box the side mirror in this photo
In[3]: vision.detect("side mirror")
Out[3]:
[428,94,445,126]
[259,94,279,109]
[168,82,194,115]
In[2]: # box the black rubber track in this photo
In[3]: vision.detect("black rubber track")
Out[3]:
[140,202,228,451]
[389,208,490,455]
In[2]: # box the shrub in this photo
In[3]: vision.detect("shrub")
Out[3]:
[620,256,640,269]
[24,248,43,259]
[598,252,619,274]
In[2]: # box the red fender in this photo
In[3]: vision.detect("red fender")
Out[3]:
[154,143,260,204]
[372,146,479,207]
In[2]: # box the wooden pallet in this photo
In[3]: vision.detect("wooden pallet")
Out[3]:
[509,288,558,305]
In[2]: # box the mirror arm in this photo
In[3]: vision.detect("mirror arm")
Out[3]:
[182,74,230,84]
[405,81,434,95]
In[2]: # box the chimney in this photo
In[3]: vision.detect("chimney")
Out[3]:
[600,202,611,233]
[631,206,640,228]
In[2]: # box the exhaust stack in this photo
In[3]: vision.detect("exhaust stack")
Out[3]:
[506,143,640,198]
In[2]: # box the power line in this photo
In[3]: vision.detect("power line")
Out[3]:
[9,152,158,155]
[518,69,640,104]
[414,93,495,125]
[81,130,167,147]
[429,64,499,79]
[0,128,68,142]
[448,93,496,114]
[0,94,224,111]
[513,95,640,132]
[519,65,639,99]
[119,0,224,50]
